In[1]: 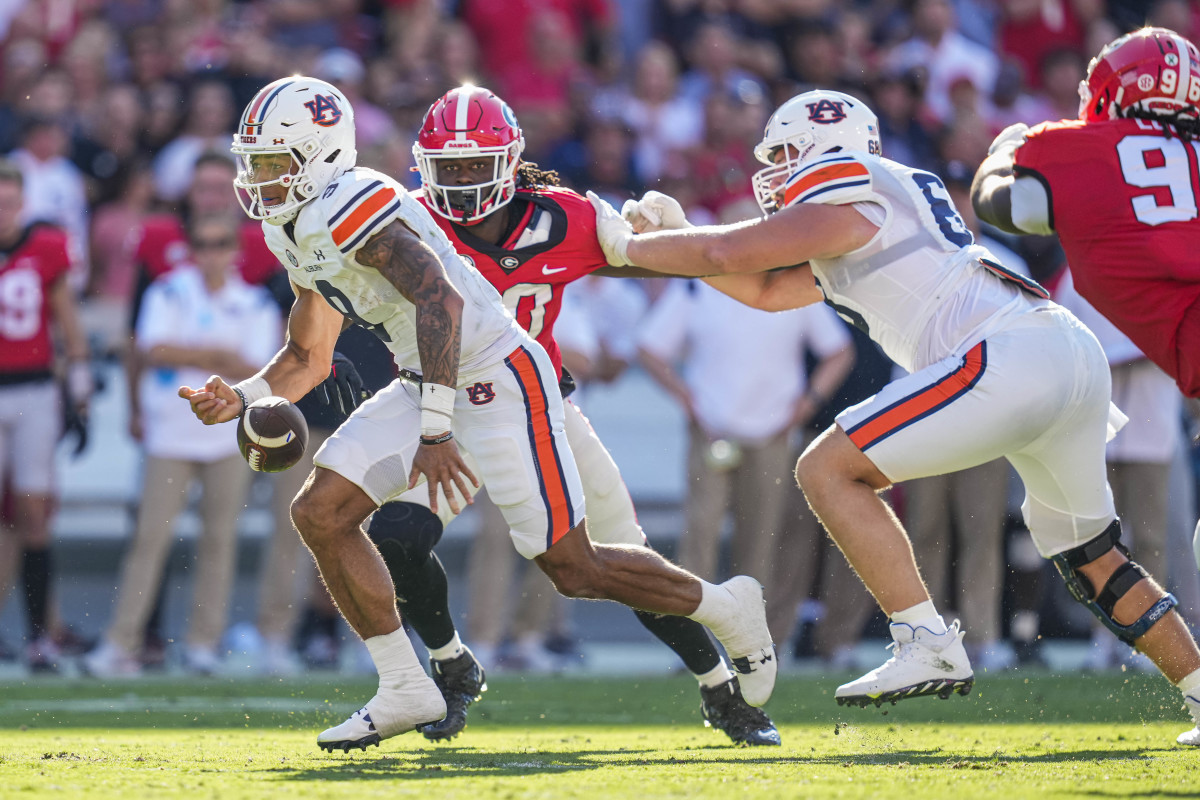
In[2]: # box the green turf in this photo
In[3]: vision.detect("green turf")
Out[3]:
[1,671,1197,799]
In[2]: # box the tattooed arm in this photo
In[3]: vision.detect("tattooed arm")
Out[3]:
[354,219,477,514]
[355,220,466,388]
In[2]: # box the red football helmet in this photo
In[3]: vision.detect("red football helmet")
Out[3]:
[413,85,525,225]
[1079,27,1200,125]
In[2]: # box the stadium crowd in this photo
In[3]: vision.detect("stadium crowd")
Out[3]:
[2,0,1200,679]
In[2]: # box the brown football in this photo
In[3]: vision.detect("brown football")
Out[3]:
[236,396,309,472]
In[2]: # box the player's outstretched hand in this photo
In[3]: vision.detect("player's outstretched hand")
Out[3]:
[587,190,634,267]
[621,190,691,233]
[178,376,241,425]
[408,437,479,516]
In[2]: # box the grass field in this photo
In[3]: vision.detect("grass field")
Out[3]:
[2,670,1198,799]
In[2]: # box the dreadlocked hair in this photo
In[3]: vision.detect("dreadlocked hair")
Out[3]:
[1122,108,1200,141]
[515,161,562,189]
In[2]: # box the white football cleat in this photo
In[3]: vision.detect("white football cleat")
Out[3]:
[1179,695,1200,746]
[711,576,777,707]
[81,640,143,679]
[836,620,974,708]
[317,678,447,752]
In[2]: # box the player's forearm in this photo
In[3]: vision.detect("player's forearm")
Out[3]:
[248,341,330,404]
[49,279,89,362]
[702,266,823,312]
[971,153,1020,234]
[415,285,464,388]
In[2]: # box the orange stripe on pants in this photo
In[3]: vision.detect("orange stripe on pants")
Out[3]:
[506,347,572,546]
[847,342,987,451]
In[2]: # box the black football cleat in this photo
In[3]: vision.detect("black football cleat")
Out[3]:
[700,678,782,747]
[420,646,488,742]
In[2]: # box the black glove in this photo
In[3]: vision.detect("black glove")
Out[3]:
[61,402,89,458]
[317,351,370,416]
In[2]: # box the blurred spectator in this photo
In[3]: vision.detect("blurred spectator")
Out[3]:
[83,213,282,678]
[685,90,767,217]
[887,0,1000,124]
[84,159,156,355]
[152,79,237,202]
[677,22,767,107]
[9,115,90,291]
[311,47,395,150]
[0,159,91,673]
[997,0,1090,91]
[869,70,939,172]
[637,275,853,592]
[600,40,703,185]
[74,83,148,206]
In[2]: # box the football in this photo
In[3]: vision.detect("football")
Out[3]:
[236,396,309,472]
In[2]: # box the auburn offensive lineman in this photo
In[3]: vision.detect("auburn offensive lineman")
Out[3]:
[363,85,779,746]
[179,76,776,754]
[973,27,1200,400]
[0,159,91,674]
[589,88,1200,747]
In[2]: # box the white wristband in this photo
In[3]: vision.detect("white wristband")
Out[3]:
[233,375,272,412]
[421,382,455,436]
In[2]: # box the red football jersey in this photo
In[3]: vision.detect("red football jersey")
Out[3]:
[0,224,71,374]
[418,186,607,377]
[1015,117,1200,396]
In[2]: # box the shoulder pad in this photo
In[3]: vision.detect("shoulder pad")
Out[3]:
[782,154,874,208]
[315,169,406,256]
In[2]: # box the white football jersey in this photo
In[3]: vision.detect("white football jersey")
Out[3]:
[263,167,527,383]
[789,154,1050,373]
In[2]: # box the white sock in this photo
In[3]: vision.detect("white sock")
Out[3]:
[364,628,428,688]
[427,632,464,663]
[688,580,735,633]
[695,661,736,689]
[890,600,947,635]
[1178,666,1200,701]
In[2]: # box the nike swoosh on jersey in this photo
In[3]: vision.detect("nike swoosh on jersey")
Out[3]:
[542,265,568,274]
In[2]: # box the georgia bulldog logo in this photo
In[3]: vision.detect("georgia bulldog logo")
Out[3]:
[807,99,847,124]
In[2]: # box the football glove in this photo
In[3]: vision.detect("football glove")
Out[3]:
[317,351,371,416]
[621,190,691,233]
[587,190,634,267]
[987,122,1031,156]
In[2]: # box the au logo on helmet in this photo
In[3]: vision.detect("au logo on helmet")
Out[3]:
[304,94,343,127]
[807,99,848,124]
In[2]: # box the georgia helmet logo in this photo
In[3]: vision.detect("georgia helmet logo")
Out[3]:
[806,99,847,124]
[303,94,343,127]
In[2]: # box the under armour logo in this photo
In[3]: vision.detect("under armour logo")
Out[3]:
[466,381,496,405]
[313,249,326,261]
[807,99,847,124]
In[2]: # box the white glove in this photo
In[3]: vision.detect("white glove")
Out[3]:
[621,190,691,233]
[988,122,1031,156]
[587,190,634,267]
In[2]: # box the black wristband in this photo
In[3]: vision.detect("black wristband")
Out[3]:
[420,431,454,445]
[232,386,248,417]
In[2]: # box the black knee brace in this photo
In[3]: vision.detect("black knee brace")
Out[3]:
[367,501,444,568]
[1050,518,1177,646]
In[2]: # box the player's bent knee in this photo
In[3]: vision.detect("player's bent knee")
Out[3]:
[1050,518,1178,646]
[367,501,444,566]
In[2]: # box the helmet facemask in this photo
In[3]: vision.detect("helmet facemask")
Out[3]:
[751,133,818,215]
[414,141,522,225]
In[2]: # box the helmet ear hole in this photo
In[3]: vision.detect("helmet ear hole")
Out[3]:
[324,149,341,164]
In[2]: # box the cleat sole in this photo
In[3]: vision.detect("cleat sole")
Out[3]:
[318,734,381,753]
[836,676,974,709]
